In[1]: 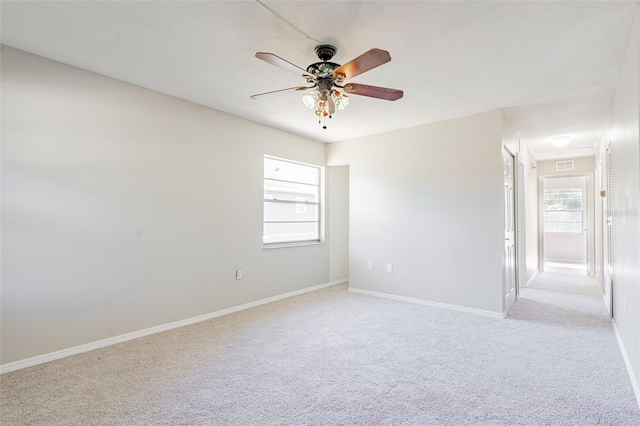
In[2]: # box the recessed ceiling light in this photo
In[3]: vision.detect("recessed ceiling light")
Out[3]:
[551,136,571,147]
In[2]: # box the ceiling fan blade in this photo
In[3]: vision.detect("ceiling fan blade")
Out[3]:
[255,52,312,78]
[250,86,313,100]
[332,49,391,80]
[343,83,403,101]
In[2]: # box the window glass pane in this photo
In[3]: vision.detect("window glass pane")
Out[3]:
[264,157,319,185]
[544,221,583,233]
[264,179,319,202]
[264,202,319,223]
[264,222,319,244]
[263,156,322,245]
[544,189,582,210]
[543,188,583,233]
[544,211,582,222]
[544,211,583,233]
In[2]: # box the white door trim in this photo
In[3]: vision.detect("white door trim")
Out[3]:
[538,172,595,275]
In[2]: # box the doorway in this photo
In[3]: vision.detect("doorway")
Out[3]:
[503,148,516,311]
[540,175,593,275]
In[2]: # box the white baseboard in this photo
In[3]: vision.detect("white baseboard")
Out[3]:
[525,270,539,287]
[544,259,587,265]
[0,278,349,374]
[612,319,640,409]
[348,287,505,319]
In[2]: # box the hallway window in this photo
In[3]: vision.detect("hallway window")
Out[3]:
[543,188,583,233]
[263,156,322,246]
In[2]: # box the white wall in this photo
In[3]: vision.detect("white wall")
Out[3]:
[536,157,595,176]
[544,233,586,264]
[602,6,640,397]
[1,47,332,364]
[329,166,349,282]
[328,110,505,314]
[501,111,519,156]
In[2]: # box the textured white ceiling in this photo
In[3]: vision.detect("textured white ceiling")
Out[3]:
[1,1,637,159]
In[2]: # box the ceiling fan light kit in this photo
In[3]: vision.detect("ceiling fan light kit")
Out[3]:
[251,44,403,129]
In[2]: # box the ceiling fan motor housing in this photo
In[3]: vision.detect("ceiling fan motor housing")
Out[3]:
[306,62,340,78]
[315,44,337,61]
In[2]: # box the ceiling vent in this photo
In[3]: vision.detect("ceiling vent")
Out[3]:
[556,160,575,171]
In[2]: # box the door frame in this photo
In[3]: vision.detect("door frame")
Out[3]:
[503,147,517,313]
[602,142,613,316]
[538,172,595,275]
[515,154,526,299]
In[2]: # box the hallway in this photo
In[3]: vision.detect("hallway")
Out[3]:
[511,271,609,325]
[506,270,639,420]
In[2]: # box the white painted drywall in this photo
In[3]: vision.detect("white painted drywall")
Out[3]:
[0,47,331,364]
[603,8,640,395]
[329,166,349,282]
[501,111,519,156]
[536,157,595,176]
[544,234,587,264]
[328,110,505,314]
[543,175,588,191]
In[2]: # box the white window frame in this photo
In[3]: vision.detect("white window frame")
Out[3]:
[263,156,324,248]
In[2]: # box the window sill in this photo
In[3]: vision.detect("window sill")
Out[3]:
[263,241,324,250]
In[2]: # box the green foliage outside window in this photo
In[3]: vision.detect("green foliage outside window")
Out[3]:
[544,189,583,233]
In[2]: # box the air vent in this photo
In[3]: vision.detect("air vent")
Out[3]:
[556,160,574,171]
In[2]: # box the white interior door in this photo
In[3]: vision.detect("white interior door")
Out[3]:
[503,149,516,312]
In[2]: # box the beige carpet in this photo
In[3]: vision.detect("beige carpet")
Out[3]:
[1,273,639,425]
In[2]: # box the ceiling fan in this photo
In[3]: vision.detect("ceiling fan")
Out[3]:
[251,44,403,129]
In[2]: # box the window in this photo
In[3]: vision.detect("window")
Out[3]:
[263,156,322,246]
[543,188,583,233]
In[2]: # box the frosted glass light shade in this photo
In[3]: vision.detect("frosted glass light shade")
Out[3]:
[302,91,319,109]
[551,136,571,147]
[331,90,350,111]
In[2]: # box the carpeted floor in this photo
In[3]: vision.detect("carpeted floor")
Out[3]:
[1,271,639,425]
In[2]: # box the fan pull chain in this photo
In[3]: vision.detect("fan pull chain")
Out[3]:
[317,114,332,129]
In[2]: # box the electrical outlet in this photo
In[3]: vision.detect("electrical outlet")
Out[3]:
[368,261,374,271]
[236,269,243,280]
[386,264,393,273]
